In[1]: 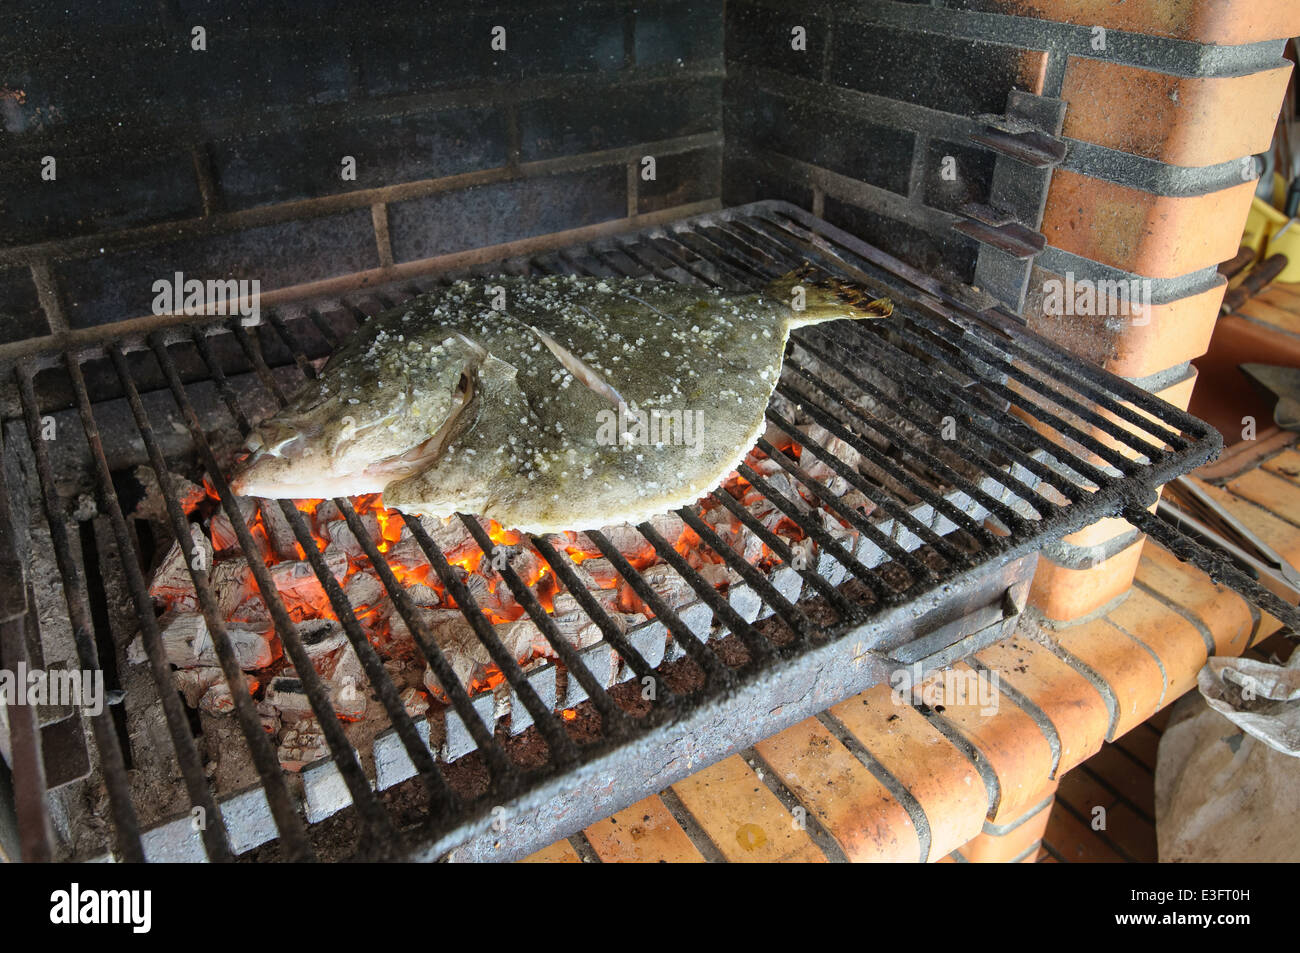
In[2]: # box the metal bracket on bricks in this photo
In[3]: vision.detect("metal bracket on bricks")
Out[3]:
[511,660,558,734]
[443,691,498,763]
[756,566,802,620]
[563,642,615,707]
[615,619,668,684]
[303,747,369,824]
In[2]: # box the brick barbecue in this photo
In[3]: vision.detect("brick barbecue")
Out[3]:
[1,1,1298,864]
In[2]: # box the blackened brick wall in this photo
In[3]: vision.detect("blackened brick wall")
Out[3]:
[722,0,1049,287]
[0,0,723,341]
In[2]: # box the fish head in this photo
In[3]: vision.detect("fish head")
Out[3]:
[230,333,485,499]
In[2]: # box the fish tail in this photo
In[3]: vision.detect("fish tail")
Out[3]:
[766,264,893,326]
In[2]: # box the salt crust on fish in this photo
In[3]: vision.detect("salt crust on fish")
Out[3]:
[231,271,891,534]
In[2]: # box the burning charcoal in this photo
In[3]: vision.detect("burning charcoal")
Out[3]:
[229,592,271,626]
[211,556,254,618]
[418,514,476,562]
[836,488,877,517]
[142,612,277,671]
[404,583,442,607]
[551,586,620,616]
[570,557,620,590]
[314,499,343,526]
[563,532,603,561]
[343,570,385,610]
[696,562,739,589]
[548,611,602,650]
[761,471,810,513]
[328,644,368,721]
[257,498,302,561]
[209,497,259,552]
[647,511,686,545]
[132,467,207,522]
[384,536,433,574]
[798,423,863,497]
[323,511,380,558]
[400,686,429,718]
[172,666,226,708]
[747,455,784,479]
[268,545,347,612]
[298,618,348,669]
[627,562,694,611]
[734,526,766,565]
[278,720,328,771]
[264,672,312,717]
[462,570,491,608]
[596,523,652,560]
[199,681,235,715]
[148,524,209,611]
[495,617,540,660]
[419,613,495,694]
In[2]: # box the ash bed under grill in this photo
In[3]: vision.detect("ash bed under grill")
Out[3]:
[0,203,1231,862]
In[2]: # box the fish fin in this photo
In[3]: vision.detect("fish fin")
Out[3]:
[765,264,893,327]
[526,324,626,407]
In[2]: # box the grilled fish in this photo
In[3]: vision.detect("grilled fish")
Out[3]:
[230,269,891,533]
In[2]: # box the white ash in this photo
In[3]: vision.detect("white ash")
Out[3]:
[131,467,206,523]
[126,612,276,671]
[148,524,210,611]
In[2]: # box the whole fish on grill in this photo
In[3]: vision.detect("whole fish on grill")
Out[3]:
[230,268,892,534]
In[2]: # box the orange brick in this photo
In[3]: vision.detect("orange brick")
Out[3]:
[754,717,919,862]
[1061,58,1291,167]
[1107,586,1209,699]
[915,662,1055,824]
[975,635,1110,774]
[974,0,1300,44]
[1028,535,1145,622]
[583,795,705,863]
[828,683,987,858]
[519,839,582,863]
[1041,170,1255,278]
[1224,469,1300,561]
[670,756,826,862]
[1053,617,1166,736]
[1261,449,1300,485]
[1025,267,1225,378]
[960,792,1054,863]
[1137,541,1255,657]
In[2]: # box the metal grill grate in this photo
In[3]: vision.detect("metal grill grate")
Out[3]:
[2,202,1257,862]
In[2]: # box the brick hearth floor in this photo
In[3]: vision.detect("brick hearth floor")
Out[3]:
[521,432,1300,863]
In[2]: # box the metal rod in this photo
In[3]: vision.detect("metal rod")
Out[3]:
[63,353,235,862]
[15,369,146,862]
[143,333,401,855]
[103,346,315,861]
[188,326,462,824]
